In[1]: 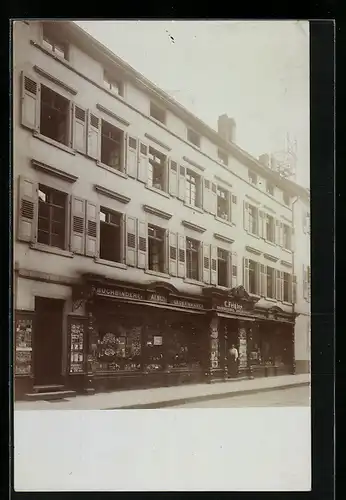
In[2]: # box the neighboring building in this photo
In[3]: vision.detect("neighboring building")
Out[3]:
[13,20,310,399]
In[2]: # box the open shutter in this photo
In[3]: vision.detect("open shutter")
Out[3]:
[21,72,40,131]
[178,165,186,201]
[126,215,137,267]
[138,142,148,183]
[243,258,250,292]
[87,111,101,160]
[70,196,85,254]
[202,243,211,284]
[17,176,38,243]
[72,104,87,154]
[275,219,281,246]
[203,179,210,212]
[210,245,217,285]
[85,201,99,257]
[280,223,284,247]
[243,202,249,231]
[169,160,178,197]
[302,211,307,234]
[287,275,293,303]
[177,234,186,278]
[126,134,138,178]
[260,264,267,297]
[210,183,217,215]
[307,266,311,302]
[259,210,265,238]
[137,220,147,269]
[168,231,178,276]
[275,270,282,301]
[231,251,238,288]
[231,194,237,225]
[292,275,297,303]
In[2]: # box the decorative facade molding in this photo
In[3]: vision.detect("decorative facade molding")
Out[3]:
[94,184,131,204]
[144,133,171,151]
[213,233,234,244]
[280,260,292,268]
[182,220,206,233]
[245,194,260,205]
[142,204,172,220]
[96,103,130,126]
[214,175,232,189]
[263,253,279,262]
[33,65,78,95]
[245,245,262,256]
[31,159,78,183]
[182,156,205,172]
[263,205,276,214]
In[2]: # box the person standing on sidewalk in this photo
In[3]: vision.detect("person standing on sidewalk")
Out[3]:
[228,344,239,378]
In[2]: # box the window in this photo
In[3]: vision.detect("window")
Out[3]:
[283,272,290,302]
[283,224,291,250]
[148,147,167,191]
[249,259,258,294]
[217,248,229,287]
[248,204,258,235]
[148,225,166,273]
[167,320,202,370]
[96,326,141,372]
[40,85,70,146]
[99,208,122,263]
[266,214,275,242]
[249,171,257,185]
[217,186,230,221]
[38,185,67,249]
[307,265,311,301]
[283,192,290,206]
[266,266,275,298]
[150,102,166,124]
[187,128,201,147]
[185,169,202,208]
[42,24,68,59]
[103,70,123,96]
[186,237,200,281]
[218,149,228,166]
[266,181,274,196]
[306,212,311,234]
[101,120,124,171]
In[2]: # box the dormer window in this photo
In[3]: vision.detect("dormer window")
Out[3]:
[150,102,166,124]
[187,128,201,148]
[249,170,257,185]
[283,192,290,206]
[42,23,68,60]
[103,70,124,96]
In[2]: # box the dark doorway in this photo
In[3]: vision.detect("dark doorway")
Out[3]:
[34,297,64,386]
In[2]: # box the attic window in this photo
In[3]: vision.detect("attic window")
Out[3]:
[187,128,201,148]
[103,70,124,96]
[42,23,68,60]
[248,170,257,185]
[150,102,166,124]
[218,149,228,166]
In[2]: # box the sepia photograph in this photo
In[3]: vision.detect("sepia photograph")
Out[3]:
[13,19,312,491]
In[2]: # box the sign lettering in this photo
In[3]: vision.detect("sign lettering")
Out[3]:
[148,293,167,303]
[172,299,204,310]
[95,287,144,300]
[216,300,243,313]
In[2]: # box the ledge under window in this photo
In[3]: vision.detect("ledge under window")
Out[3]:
[94,184,130,204]
[215,215,233,227]
[33,132,76,156]
[184,277,204,286]
[214,233,234,244]
[34,65,77,95]
[266,297,277,303]
[96,161,128,178]
[94,258,127,270]
[31,159,78,183]
[143,205,172,220]
[248,231,260,240]
[282,247,292,254]
[245,245,262,256]
[265,239,276,247]
[182,220,206,233]
[146,185,170,199]
[145,269,171,279]
[184,203,204,214]
[30,243,74,258]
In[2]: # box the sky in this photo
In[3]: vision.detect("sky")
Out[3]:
[76,20,310,188]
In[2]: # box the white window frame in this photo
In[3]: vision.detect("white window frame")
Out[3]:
[99,118,126,173]
[99,206,124,265]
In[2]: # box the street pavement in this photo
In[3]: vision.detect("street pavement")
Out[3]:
[171,385,310,408]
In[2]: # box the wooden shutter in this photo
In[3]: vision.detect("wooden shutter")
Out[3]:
[177,234,186,278]
[17,176,38,243]
[138,142,148,183]
[259,210,265,238]
[292,275,297,303]
[126,135,138,178]
[137,220,147,269]
[231,251,238,288]
[72,104,87,154]
[260,264,267,297]
[275,270,282,301]
[168,231,178,276]
[243,201,249,231]
[307,266,311,302]
[243,257,249,292]
[203,179,210,212]
[178,165,186,201]
[85,201,99,257]
[280,223,284,247]
[287,274,293,303]
[70,196,85,254]
[126,215,137,266]
[275,219,281,246]
[210,183,217,215]
[231,194,237,225]
[302,211,307,234]
[169,159,178,197]
[87,111,101,160]
[202,243,211,284]
[21,72,40,131]
[210,245,217,285]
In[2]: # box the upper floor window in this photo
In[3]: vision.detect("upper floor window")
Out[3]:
[150,102,166,124]
[217,186,230,222]
[266,181,274,196]
[38,185,67,250]
[41,85,70,146]
[103,70,124,96]
[217,248,229,287]
[304,212,311,234]
[248,204,258,235]
[217,149,229,166]
[248,259,258,295]
[148,147,167,192]
[283,272,292,302]
[283,191,290,206]
[42,23,68,60]
[283,224,292,250]
[266,266,275,298]
[186,237,200,281]
[249,170,257,185]
[266,214,275,243]
[148,225,166,273]
[185,169,202,208]
[100,208,122,263]
[101,120,124,172]
[187,128,201,148]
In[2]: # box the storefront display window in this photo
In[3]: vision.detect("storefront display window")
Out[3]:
[145,331,164,371]
[15,316,33,375]
[166,321,202,370]
[96,324,141,372]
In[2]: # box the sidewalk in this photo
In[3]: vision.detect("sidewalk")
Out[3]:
[14,373,310,411]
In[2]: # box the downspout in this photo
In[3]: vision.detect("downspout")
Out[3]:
[291,196,299,374]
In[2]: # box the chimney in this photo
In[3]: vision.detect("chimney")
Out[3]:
[218,114,236,143]
[259,153,271,168]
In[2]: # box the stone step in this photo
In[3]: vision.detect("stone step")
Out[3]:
[33,384,65,393]
[25,390,76,401]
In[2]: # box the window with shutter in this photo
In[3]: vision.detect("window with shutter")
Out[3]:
[126,216,137,266]
[260,264,267,296]
[169,160,178,197]
[178,166,186,201]
[243,257,250,292]
[217,247,228,287]
[40,85,70,146]
[21,72,40,131]
[73,104,87,153]
[203,243,211,284]
[231,251,238,288]
[217,186,230,222]
[231,194,237,225]
[85,201,99,257]
[37,184,67,250]
[177,234,186,278]
[266,266,275,298]
[17,176,38,243]
[100,119,125,172]
[168,231,178,276]
[185,169,202,208]
[87,111,101,160]
[138,142,148,184]
[210,246,218,285]
[147,224,166,272]
[70,196,86,255]
[210,183,217,215]
[99,207,122,263]
[203,178,210,212]
[186,237,200,281]
[126,135,138,178]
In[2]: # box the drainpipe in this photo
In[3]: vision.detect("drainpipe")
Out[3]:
[291,196,299,374]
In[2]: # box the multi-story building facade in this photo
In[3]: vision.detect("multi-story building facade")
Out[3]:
[13,20,310,399]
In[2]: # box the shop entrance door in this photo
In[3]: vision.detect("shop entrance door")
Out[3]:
[34,297,64,386]
[226,320,239,378]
